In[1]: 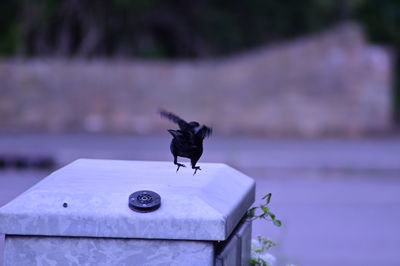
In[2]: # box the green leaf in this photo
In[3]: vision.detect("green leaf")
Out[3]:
[260,205,269,213]
[273,219,282,227]
[249,258,258,265]
[269,212,276,220]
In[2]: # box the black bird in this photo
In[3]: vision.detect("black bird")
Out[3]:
[159,110,212,175]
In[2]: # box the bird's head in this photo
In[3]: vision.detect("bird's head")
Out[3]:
[193,124,212,139]
[188,121,200,128]
[189,121,208,136]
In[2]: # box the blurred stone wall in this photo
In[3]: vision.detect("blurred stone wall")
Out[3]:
[0,24,392,136]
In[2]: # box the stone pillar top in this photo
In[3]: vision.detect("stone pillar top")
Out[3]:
[0,159,255,241]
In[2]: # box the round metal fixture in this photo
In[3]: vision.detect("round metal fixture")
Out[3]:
[128,190,161,213]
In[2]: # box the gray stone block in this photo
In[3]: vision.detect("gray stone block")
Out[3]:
[0,159,255,265]
[215,220,252,266]
[237,221,252,266]
[215,235,240,266]
[4,236,214,266]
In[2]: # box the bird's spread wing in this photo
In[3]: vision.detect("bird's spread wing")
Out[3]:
[159,110,189,131]
[195,125,213,139]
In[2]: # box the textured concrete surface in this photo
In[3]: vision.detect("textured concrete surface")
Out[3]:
[1,135,400,266]
[4,235,214,266]
[0,159,254,241]
[0,24,392,136]
[4,220,252,266]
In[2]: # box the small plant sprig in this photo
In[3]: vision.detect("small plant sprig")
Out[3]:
[252,236,276,253]
[248,193,282,266]
[247,193,282,227]
[250,236,277,266]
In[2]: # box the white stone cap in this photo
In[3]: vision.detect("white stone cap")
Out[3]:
[0,159,255,241]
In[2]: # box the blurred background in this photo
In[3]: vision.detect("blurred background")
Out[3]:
[1,0,400,265]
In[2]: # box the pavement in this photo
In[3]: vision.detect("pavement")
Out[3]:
[1,134,400,266]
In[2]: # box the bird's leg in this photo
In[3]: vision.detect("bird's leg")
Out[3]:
[176,163,186,172]
[174,156,185,172]
[191,158,201,175]
[193,166,201,175]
